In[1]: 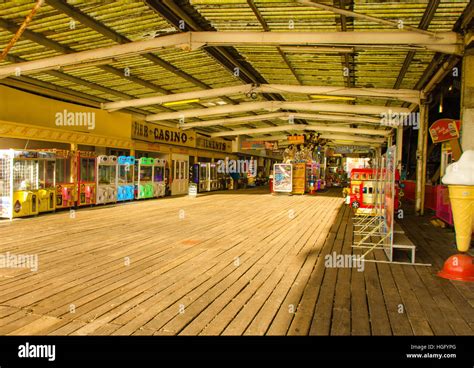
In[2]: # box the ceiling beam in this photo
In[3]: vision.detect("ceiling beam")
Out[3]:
[102,83,421,111]
[297,0,436,36]
[181,112,383,130]
[146,100,409,122]
[210,124,391,138]
[0,31,461,79]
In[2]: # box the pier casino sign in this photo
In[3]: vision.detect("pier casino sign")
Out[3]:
[132,121,196,148]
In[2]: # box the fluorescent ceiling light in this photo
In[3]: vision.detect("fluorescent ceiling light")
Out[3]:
[310,95,356,101]
[163,99,200,107]
[61,58,116,71]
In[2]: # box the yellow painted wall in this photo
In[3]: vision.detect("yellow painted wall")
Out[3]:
[0,85,131,139]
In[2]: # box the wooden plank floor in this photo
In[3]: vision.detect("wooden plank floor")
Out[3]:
[0,188,472,335]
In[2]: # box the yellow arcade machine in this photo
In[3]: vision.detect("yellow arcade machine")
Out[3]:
[0,150,54,219]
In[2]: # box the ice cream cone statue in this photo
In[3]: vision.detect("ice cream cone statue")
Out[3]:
[439,150,474,282]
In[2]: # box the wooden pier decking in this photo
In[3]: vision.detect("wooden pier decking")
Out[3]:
[0,188,472,335]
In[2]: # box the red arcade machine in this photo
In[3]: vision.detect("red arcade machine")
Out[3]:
[349,168,401,214]
[77,151,97,206]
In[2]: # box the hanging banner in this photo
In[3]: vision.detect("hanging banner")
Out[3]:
[196,135,232,153]
[242,141,265,150]
[132,121,196,148]
[287,135,305,144]
[429,119,461,143]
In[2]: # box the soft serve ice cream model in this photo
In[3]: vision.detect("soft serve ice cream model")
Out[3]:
[439,150,474,281]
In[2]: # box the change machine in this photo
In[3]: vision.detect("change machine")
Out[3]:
[117,156,135,201]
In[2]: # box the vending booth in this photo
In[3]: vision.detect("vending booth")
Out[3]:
[135,157,154,199]
[153,158,166,198]
[117,156,135,201]
[77,151,97,206]
[96,155,118,205]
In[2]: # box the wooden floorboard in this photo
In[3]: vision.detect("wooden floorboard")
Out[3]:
[0,188,472,335]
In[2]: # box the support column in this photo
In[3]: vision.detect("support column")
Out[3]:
[416,104,428,215]
[387,132,393,147]
[461,47,474,151]
[396,127,403,171]
[129,148,135,157]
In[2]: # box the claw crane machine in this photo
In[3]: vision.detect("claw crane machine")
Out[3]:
[37,151,56,213]
[52,149,76,209]
[117,156,135,201]
[77,151,97,206]
[193,162,211,192]
[134,157,154,199]
[0,150,54,219]
[153,158,166,198]
[96,155,118,205]
[209,162,219,191]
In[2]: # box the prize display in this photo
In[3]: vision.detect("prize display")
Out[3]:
[117,156,135,201]
[96,155,118,205]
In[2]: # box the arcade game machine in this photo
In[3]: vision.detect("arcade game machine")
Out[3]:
[134,157,154,199]
[209,163,219,191]
[52,150,76,209]
[117,156,135,201]
[349,168,401,215]
[193,162,210,193]
[37,151,56,213]
[0,150,41,218]
[153,158,166,198]
[292,163,306,195]
[305,162,320,194]
[96,155,118,205]
[77,151,97,206]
